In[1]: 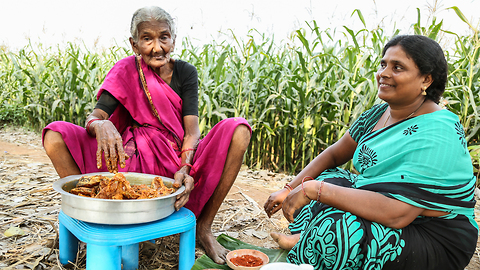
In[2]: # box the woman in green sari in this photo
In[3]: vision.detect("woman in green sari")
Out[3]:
[264,35,477,270]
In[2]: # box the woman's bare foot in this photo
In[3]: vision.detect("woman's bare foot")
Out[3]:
[270,232,300,250]
[193,125,251,264]
[197,224,229,264]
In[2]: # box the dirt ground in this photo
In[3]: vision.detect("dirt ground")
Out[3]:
[0,126,479,270]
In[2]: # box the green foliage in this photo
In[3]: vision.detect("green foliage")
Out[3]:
[1,8,479,177]
[0,43,129,130]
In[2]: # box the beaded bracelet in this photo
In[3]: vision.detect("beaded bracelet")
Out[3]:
[85,118,102,136]
[284,183,293,191]
[316,181,325,202]
[301,176,314,200]
[179,148,196,156]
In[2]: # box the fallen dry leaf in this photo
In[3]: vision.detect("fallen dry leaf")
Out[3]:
[4,226,25,237]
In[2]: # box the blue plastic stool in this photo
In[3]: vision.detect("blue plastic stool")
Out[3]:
[58,207,196,270]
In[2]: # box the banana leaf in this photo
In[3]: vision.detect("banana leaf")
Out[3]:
[191,234,288,270]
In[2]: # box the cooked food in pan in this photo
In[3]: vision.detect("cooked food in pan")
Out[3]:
[69,173,177,199]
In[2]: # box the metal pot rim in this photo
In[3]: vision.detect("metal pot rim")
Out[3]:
[53,171,185,201]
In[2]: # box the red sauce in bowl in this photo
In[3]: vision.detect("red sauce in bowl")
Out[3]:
[230,254,264,267]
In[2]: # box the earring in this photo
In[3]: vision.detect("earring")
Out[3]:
[422,86,427,96]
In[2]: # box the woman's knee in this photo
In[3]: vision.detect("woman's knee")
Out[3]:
[43,130,66,154]
[232,124,251,150]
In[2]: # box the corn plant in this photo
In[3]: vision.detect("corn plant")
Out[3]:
[0,43,129,129]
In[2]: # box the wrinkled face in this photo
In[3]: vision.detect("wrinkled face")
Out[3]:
[130,20,175,72]
[376,45,431,105]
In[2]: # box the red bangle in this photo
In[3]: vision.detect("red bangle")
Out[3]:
[86,118,102,136]
[284,183,293,191]
[179,148,195,156]
[179,163,194,170]
[301,176,314,200]
[316,181,325,202]
[179,163,196,175]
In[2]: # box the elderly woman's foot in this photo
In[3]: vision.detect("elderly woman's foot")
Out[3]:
[270,232,300,250]
[197,225,229,264]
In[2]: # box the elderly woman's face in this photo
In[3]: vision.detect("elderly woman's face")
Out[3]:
[130,20,175,71]
[376,45,431,105]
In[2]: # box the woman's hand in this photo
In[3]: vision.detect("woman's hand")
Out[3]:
[265,132,357,219]
[92,119,128,173]
[264,188,290,218]
[173,115,199,210]
[282,181,317,223]
[173,169,195,210]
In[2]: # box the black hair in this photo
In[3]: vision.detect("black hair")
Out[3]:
[382,35,448,103]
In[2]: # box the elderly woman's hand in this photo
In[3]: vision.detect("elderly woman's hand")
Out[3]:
[173,169,195,210]
[92,119,128,173]
[282,181,318,223]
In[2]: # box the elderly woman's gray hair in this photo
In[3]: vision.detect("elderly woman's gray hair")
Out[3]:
[130,6,176,42]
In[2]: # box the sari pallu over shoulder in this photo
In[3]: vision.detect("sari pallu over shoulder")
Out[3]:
[351,109,477,223]
[98,55,184,144]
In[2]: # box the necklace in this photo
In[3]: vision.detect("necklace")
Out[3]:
[383,100,425,128]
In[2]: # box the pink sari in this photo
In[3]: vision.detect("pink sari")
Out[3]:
[43,55,251,217]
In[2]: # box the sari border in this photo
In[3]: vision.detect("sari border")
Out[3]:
[135,56,182,148]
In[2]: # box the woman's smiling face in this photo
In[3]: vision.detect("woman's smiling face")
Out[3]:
[130,20,175,72]
[376,45,430,105]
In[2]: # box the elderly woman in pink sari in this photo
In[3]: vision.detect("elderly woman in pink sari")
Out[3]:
[42,6,251,264]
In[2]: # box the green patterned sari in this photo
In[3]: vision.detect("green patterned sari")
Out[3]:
[287,104,478,270]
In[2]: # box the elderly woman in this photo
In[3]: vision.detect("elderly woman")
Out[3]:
[43,6,251,264]
[264,35,477,269]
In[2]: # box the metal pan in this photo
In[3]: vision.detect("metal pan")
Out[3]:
[53,172,185,224]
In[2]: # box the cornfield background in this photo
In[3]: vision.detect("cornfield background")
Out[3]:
[1,8,479,179]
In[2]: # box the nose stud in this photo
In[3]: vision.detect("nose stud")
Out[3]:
[152,48,157,53]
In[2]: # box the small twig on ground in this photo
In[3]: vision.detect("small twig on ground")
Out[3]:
[2,250,41,270]
[255,218,265,230]
[238,191,262,213]
[222,208,244,230]
[46,219,59,257]
[29,187,53,194]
